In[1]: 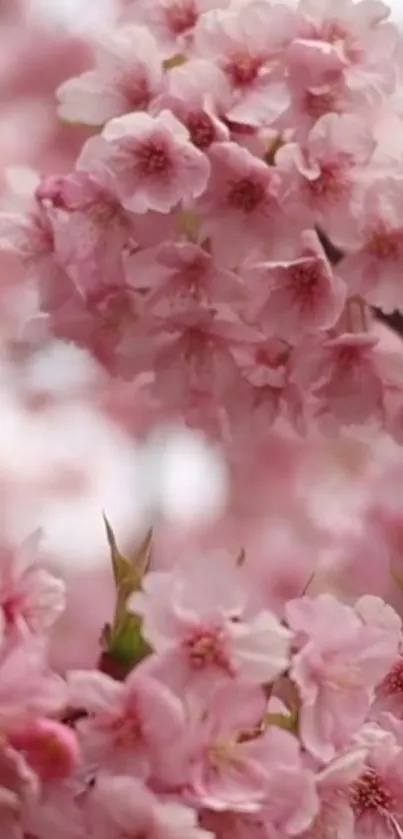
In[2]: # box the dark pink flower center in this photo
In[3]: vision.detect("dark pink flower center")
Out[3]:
[109,708,143,747]
[183,626,232,672]
[135,140,172,177]
[186,111,215,150]
[367,226,401,260]
[88,286,137,334]
[2,593,22,625]
[166,1,198,35]
[227,177,266,213]
[290,262,321,292]
[226,53,261,87]
[120,75,151,111]
[320,20,348,44]
[383,657,403,696]
[308,161,349,203]
[305,90,340,119]
[351,769,394,815]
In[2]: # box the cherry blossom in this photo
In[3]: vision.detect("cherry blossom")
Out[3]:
[287,593,401,760]
[129,553,291,696]
[77,109,210,214]
[57,25,164,126]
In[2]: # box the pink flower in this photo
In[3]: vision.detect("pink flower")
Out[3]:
[129,553,291,697]
[0,200,68,311]
[351,718,403,839]
[242,230,346,343]
[57,25,163,125]
[0,639,66,724]
[67,664,185,778]
[259,726,319,836]
[127,0,229,55]
[0,532,65,637]
[186,682,275,813]
[87,773,214,839]
[194,2,295,127]
[77,110,210,214]
[293,0,398,102]
[197,141,290,267]
[338,175,403,312]
[36,172,136,287]
[44,276,152,378]
[301,748,368,839]
[286,593,401,761]
[277,113,375,243]
[150,307,258,406]
[292,333,385,428]
[135,241,245,315]
[154,59,230,150]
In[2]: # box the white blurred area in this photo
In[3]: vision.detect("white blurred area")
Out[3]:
[390,0,403,23]
[28,0,118,32]
[32,0,403,27]
[0,339,229,566]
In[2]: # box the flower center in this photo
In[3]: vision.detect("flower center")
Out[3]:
[166,1,198,35]
[305,90,340,119]
[382,657,403,696]
[308,161,349,203]
[367,226,401,260]
[186,111,215,150]
[227,177,266,213]
[110,709,143,747]
[183,626,232,672]
[351,769,394,815]
[226,53,261,87]
[135,140,172,177]
[120,75,151,111]
[210,738,238,769]
[290,261,321,294]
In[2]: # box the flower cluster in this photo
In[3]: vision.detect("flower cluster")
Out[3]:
[1,527,403,839]
[2,0,403,838]
[3,0,403,444]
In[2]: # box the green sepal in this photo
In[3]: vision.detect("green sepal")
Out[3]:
[100,517,153,675]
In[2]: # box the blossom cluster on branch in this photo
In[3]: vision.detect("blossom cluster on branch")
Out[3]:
[3,0,403,838]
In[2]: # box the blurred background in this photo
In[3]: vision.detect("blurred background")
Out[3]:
[1,0,403,673]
